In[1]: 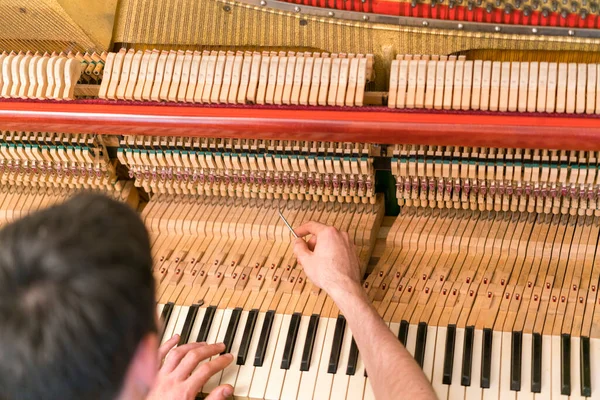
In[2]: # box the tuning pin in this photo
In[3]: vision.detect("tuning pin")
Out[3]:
[495,0,502,6]
[486,3,494,12]
[504,4,512,13]
[411,0,418,7]
[571,2,579,11]
[590,2,597,12]
[524,6,532,14]
[449,1,455,8]
[468,1,474,9]
[580,7,588,16]
[561,8,569,16]
[542,7,550,15]
[551,1,559,11]
[515,0,522,7]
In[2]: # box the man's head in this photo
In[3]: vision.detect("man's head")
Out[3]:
[0,193,157,400]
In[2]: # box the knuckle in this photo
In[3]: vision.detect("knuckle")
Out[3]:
[197,363,212,377]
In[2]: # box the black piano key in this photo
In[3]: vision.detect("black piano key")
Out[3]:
[461,326,475,387]
[581,336,592,397]
[237,309,258,365]
[414,322,428,368]
[346,338,359,375]
[531,333,542,393]
[254,310,275,367]
[561,333,571,396]
[196,305,217,343]
[481,328,493,389]
[328,315,347,374]
[178,304,200,345]
[398,320,410,346]
[442,324,456,385]
[281,312,302,370]
[221,307,243,354]
[159,302,174,341]
[510,331,522,391]
[300,314,320,372]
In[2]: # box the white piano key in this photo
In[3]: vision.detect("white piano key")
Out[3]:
[483,331,502,400]
[220,310,249,387]
[465,328,483,400]
[171,306,190,338]
[551,335,565,400]
[517,333,533,400]
[423,325,438,382]
[157,303,164,318]
[187,306,207,344]
[571,336,584,400]
[500,331,516,400]
[590,337,600,400]
[161,305,182,345]
[234,311,265,397]
[390,322,401,339]
[449,327,466,399]
[364,378,376,400]
[432,326,450,400]
[407,324,418,357]
[203,308,232,392]
[533,335,551,400]
[330,325,353,400]
[297,316,330,400]
[265,313,293,399]
[280,315,310,400]
[347,350,366,400]
[249,312,285,399]
[312,317,338,399]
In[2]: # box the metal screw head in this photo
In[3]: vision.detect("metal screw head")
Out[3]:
[362,15,369,20]
[494,26,502,31]
[223,5,231,11]
[422,20,429,26]
[260,0,266,5]
[568,29,575,35]
[457,23,464,29]
[532,27,538,33]
[294,6,301,12]
[328,11,335,16]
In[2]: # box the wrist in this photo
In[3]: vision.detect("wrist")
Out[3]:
[328,278,367,307]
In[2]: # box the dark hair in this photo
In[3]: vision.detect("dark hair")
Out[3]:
[0,193,156,400]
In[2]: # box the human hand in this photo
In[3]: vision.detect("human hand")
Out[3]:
[293,222,363,300]
[146,334,234,400]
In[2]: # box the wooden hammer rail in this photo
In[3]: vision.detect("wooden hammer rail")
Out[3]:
[0,51,105,101]
[98,49,374,107]
[389,54,600,114]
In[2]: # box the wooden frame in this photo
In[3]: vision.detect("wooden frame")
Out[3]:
[1,100,600,150]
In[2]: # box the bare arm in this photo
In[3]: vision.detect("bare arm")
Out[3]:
[293,222,436,400]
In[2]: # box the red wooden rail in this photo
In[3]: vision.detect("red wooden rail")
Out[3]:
[1,100,600,150]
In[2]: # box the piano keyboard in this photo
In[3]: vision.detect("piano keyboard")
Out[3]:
[146,192,384,398]
[151,203,600,399]
[389,54,600,114]
[98,49,374,106]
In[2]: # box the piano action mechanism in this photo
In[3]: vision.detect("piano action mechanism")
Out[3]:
[1,0,600,398]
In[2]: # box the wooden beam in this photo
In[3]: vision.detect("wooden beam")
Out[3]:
[1,101,599,150]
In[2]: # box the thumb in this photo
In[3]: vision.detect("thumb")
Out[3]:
[204,384,234,399]
[293,238,312,265]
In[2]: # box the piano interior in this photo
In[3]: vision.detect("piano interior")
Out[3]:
[1,0,600,398]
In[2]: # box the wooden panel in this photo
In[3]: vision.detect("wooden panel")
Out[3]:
[1,101,599,150]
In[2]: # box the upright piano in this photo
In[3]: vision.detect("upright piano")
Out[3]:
[1,0,600,398]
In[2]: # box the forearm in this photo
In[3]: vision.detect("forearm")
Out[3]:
[332,282,436,400]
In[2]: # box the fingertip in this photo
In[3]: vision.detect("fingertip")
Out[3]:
[223,384,234,397]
